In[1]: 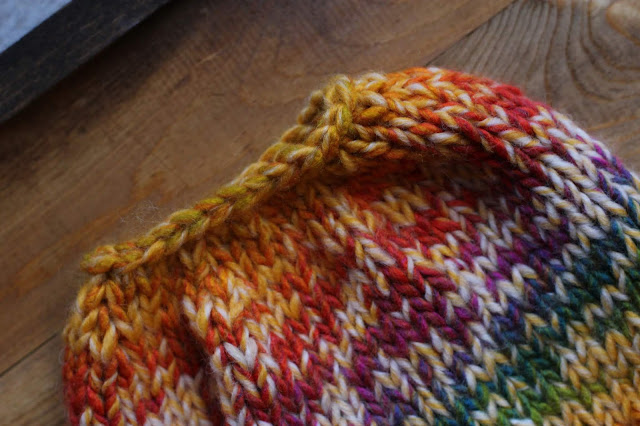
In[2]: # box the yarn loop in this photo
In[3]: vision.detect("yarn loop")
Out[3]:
[82,76,360,276]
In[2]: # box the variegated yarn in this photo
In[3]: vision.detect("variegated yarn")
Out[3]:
[63,67,640,425]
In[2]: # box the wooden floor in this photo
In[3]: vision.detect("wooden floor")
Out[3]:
[1,0,640,423]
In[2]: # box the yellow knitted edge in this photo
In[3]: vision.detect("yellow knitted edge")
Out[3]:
[82,73,398,275]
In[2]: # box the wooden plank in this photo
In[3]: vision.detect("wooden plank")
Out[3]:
[430,0,640,169]
[0,336,66,425]
[0,0,170,123]
[0,0,513,383]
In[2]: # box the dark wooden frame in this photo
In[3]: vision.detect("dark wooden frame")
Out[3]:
[0,0,170,123]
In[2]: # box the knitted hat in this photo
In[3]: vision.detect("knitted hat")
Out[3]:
[62,67,640,426]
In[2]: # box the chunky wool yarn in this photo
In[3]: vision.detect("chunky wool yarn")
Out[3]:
[63,67,640,426]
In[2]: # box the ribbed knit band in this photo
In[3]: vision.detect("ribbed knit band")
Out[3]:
[63,67,640,425]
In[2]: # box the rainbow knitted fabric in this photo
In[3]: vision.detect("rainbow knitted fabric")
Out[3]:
[63,67,640,426]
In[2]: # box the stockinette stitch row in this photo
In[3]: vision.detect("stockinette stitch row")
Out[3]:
[62,67,640,425]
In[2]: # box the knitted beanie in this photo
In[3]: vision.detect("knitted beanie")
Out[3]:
[62,67,640,426]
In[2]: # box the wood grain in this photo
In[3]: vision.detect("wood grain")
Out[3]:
[0,0,512,423]
[4,0,640,423]
[0,337,66,425]
[432,0,640,169]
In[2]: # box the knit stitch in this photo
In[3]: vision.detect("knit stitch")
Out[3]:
[63,67,640,425]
